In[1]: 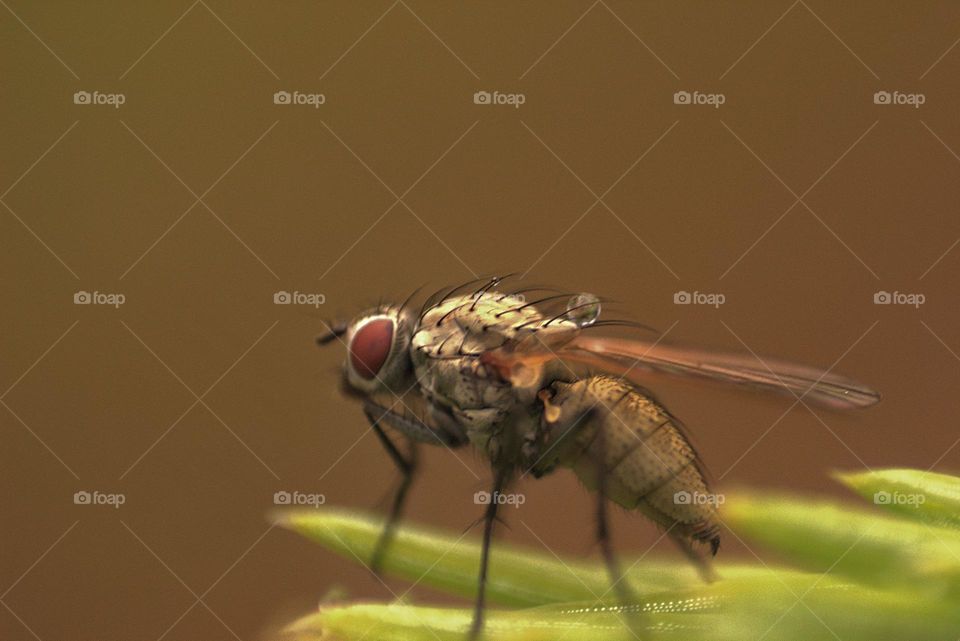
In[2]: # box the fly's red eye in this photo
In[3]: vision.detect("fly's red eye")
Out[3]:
[349,318,394,380]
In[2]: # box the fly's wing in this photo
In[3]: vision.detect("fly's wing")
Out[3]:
[483,333,880,410]
[566,336,880,409]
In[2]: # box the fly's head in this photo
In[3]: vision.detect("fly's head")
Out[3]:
[317,304,416,397]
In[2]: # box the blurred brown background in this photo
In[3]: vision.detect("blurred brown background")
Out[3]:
[2,2,960,639]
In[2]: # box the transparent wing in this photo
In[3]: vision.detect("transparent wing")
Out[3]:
[563,336,880,410]
[482,332,880,410]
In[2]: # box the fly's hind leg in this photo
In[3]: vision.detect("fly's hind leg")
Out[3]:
[667,528,718,583]
[583,399,648,640]
[592,423,637,609]
[535,383,643,636]
[363,400,466,574]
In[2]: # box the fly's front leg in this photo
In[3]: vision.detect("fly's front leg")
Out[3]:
[469,466,509,641]
[362,398,468,573]
[364,406,418,575]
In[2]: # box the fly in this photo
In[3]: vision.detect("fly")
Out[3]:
[316,275,880,639]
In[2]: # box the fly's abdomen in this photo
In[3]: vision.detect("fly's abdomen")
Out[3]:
[540,376,719,547]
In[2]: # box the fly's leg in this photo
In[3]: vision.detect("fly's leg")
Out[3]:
[363,398,467,447]
[468,466,509,641]
[594,433,631,603]
[592,424,643,637]
[362,399,468,573]
[667,529,718,582]
[364,407,419,575]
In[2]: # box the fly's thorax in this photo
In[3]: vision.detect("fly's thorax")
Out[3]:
[411,291,568,457]
[411,290,599,467]
[412,293,529,407]
[414,292,539,352]
[413,291,580,392]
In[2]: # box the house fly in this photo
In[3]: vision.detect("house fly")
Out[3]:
[316,276,880,639]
